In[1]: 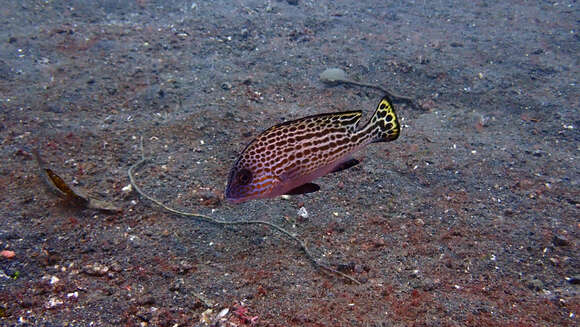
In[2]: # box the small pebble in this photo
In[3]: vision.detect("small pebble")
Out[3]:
[45,297,63,309]
[354,264,364,274]
[1,250,15,259]
[336,262,355,272]
[135,308,152,321]
[136,294,155,306]
[566,275,580,285]
[200,309,213,324]
[420,277,437,291]
[82,263,110,276]
[50,276,60,285]
[169,279,184,292]
[552,234,570,247]
[527,278,544,291]
[177,261,194,274]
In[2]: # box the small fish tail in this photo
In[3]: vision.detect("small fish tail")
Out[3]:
[366,95,400,143]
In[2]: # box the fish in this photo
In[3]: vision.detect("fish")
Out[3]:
[225,95,400,203]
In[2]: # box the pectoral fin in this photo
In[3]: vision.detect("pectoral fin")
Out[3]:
[285,183,320,195]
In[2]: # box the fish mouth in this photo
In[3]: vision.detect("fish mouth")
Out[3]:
[224,187,244,204]
[225,187,260,204]
[225,196,244,204]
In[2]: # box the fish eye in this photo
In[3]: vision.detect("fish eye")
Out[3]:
[236,168,252,185]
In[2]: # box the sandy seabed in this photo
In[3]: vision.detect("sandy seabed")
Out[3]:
[0,1,578,326]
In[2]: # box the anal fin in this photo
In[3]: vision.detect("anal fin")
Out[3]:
[330,158,360,173]
[284,183,320,195]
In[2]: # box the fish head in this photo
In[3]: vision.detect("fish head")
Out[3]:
[225,159,278,203]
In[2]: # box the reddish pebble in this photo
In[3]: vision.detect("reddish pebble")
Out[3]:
[1,250,16,259]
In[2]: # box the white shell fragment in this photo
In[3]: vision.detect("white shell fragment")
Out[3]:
[215,307,229,320]
[121,184,133,193]
[297,206,309,219]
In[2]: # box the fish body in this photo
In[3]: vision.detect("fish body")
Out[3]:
[226,95,400,203]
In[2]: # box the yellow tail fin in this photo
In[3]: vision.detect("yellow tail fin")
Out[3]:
[368,95,400,142]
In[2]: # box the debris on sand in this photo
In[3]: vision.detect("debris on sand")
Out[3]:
[319,67,419,109]
[33,150,121,212]
[319,68,349,85]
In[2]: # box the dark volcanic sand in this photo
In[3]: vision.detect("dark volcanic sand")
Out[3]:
[1,1,578,326]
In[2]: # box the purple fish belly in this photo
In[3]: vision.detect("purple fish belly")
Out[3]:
[269,153,355,198]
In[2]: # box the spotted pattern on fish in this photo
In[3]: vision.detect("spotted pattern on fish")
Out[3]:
[226,95,399,203]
